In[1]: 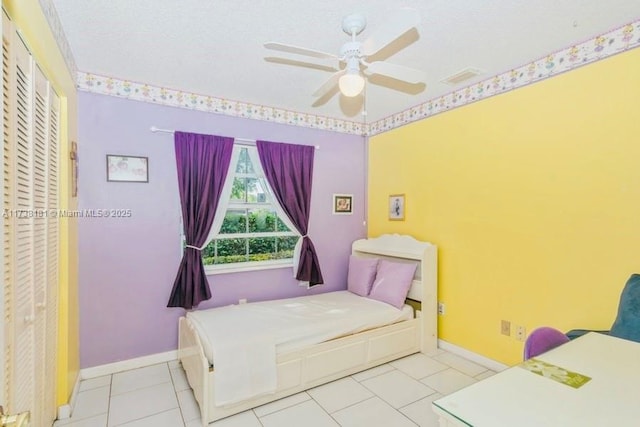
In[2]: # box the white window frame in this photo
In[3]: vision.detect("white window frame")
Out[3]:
[202,144,299,275]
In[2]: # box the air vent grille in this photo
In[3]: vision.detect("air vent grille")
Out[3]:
[442,68,482,85]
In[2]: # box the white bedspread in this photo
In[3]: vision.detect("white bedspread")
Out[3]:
[186,291,412,406]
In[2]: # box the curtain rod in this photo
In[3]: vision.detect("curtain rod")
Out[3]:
[150,126,319,149]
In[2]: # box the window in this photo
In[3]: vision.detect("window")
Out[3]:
[202,146,298,272]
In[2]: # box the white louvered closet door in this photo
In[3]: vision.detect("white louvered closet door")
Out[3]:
[1,10,12,412]
[12,26,36,423]
[32,65,50,427]
[45,84,60,427]
[2,10,60,427]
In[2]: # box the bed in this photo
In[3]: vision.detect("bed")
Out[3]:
[178,234,438,425]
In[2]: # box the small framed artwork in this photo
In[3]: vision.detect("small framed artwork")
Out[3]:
[333,194,353,215]
[106,154,149,183]
[389,194,405,221]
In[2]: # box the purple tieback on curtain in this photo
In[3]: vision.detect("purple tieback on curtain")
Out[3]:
[167,131,234,309]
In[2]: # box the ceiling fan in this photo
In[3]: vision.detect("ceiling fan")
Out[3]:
[264,8,426,98]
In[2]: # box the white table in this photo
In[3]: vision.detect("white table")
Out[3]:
[432,332,640,426]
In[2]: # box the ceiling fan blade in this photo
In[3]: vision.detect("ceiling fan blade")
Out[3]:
[366,61,426,84]
[313,70,345,97]
[362,8,420,57]
[264,42,337,60]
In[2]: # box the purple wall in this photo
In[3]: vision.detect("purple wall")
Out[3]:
[78,92,367,368]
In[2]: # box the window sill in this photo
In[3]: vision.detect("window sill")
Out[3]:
[205,259,293,275]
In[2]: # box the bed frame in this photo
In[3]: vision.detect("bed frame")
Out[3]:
[178,234,437,425]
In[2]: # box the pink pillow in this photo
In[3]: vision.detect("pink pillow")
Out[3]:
[347,256,379,296]
[368,260,418,308]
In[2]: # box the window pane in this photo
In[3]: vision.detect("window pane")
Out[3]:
[245,178,259,202]
[214,238,248,264]
[276,216,291,232]
[220,209,247,234]
[277,236,299,253]
[248,209,277,233]
[201,241,216,260]
[254,179,267,203]
[249,237,277,261]
[247,237,297,261]
[231,177,260,203]
[230,177,247,202]
[235,147,255,174]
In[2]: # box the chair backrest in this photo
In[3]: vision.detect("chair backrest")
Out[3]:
[609,273,640,343]
[523,326,570,360]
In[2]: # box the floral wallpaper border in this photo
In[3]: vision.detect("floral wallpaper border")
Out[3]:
[76,72,365,136]
[39,0,78,77]
[368,20,640,135]
[77,19,640,137]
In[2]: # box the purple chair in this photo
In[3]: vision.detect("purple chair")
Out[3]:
[523,326,570,360]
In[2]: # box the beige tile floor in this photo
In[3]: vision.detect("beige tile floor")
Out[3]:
[53,349,496,427]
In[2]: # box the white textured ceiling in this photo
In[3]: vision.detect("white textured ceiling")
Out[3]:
[51,0,640,123]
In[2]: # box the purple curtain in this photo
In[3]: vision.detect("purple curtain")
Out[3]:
[168,131,234,309]
[257,140,324,286]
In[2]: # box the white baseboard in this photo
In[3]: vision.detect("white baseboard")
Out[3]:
[80,350,178,380]
[57,404,71,420]
[57,371,81,420]
[438,339,509,372]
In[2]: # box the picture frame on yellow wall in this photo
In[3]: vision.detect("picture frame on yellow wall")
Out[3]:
[389,194,405,221]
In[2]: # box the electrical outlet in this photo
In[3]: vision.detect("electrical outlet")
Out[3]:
[501,320,511,336]
[238,298,247,304]
[438,302,445,315]
[515,325,526,341]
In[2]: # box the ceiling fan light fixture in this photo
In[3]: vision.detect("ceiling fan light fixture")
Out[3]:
[338,73,365,97]
[265,8,424,100]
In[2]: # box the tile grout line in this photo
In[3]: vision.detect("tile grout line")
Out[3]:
[396,389,439,411]
[432,353,490,378]
[329,395,376,425]
[257,395,313,424]
[358,368,432,411]
[112,408,180,427]
[108,364,181,427]
[106,373,113,427]
[251,407,266,427]
[305,390,342,427]
[351,364,398,383]
[167,362,188,427]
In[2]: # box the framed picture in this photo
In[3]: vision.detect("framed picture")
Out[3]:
[389,194,405,221]
[333,194,353,215]
[106,155,149,183]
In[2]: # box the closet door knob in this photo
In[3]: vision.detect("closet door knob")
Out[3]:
[24,315,34,324]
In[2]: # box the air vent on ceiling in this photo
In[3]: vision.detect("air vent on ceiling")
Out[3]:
[441,67,482,85]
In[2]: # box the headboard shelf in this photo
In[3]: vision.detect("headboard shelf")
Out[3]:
[353,248,422,260]
[352,233,435,260]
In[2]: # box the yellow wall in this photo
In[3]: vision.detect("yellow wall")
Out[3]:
[3,0,79,406]
[369,48,640,366]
